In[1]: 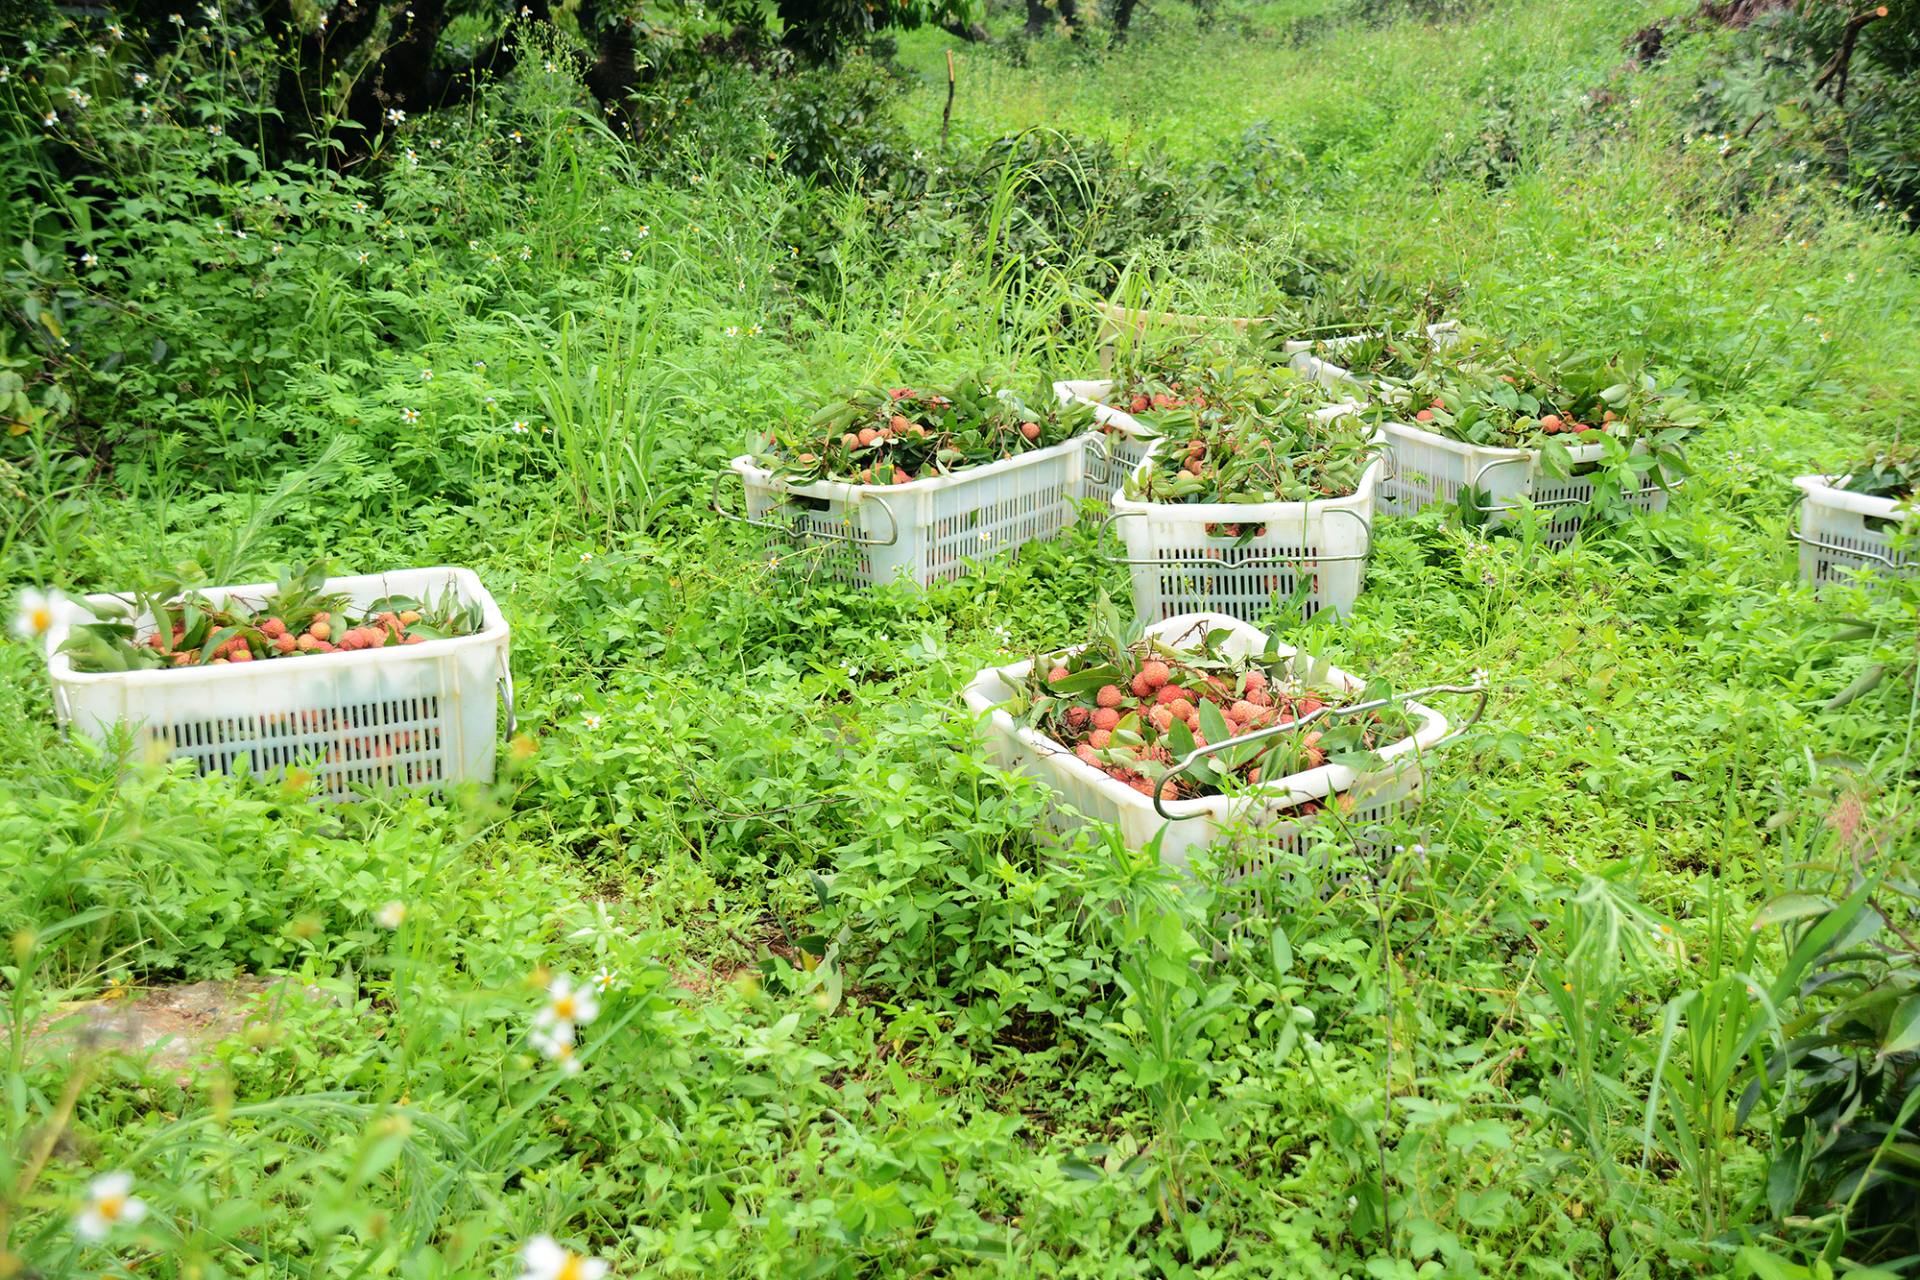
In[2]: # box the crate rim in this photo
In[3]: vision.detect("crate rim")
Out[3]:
[44,565,508,692]
[1111,452,1382,525]
[726,432,1096,502]
[961,611,1451,824]
[1793,473,1912,521]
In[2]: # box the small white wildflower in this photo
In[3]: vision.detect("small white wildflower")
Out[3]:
[74,1172,147,1243]
[89,43,107,56]
[535,975,600,1034]
[108,23,123,37]
[519,246,531,260]
[133,71,150,87]
[42,110,58,127]
[355,250,371,264]
[517,1237,606,1280]
[747,323,762,337]
[579,551,593,563]
[385,107,405,125]
[510,129,524,144]
[206,123,222,137]
[419,368,433,381]
[544,60,557,73]
[0,67,11,83]
[401,407,420,424]
[618,248,632,262]
[430,137,443,149]
[511,420,529,434]
[168,12,185,25]
[582,712,601,729]
[12,589,63,641]
[376,901,407,929]
[405,148,418,166]
[80,252,97,267]
[723,325,739,338]
[637,224,649,238]
[529,1026,581,1074]
[592,968,616,993]
[271,242,282,255]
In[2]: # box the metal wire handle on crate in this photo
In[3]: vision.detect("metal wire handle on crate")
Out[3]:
[1150,680,1491,821]
[1096,503,1373,569]
[708,468,901,548]
[498,647,517,737]
[1790,528,1902,569]
[1467,454,1686,516]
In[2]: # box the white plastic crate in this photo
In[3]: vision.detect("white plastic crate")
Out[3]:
[717,435,1095,587]
[962,612,1481,872]
[45,567,511,795]
[1379,419,1676,541]
[1793,475,1916,586]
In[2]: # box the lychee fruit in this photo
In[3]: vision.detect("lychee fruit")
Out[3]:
[1096,685,1124,708]
[261,617,287,639]
[1140,661,1171,690]
[842,432,859,450]
[1091,708,1120,732]
[1048,666,1071,684]
[1089,729,1113,749]
[274,633,297,654]
[308,620,332,641]
[231,648,254,662]
[1065,706,1090,728]
[1159,780,1179,802]
[1166,698,1195,721]
[1230,700,1261,724]
[857,427,879,447]
[1130,671,1154,698]
[1154,685,1189,706]
[296,634,319,652]
[890,414,911,434]
[1075,745,1100,767]
[1149,706,1174,733]
[892,468,911,485]
[1020,422,1041,441]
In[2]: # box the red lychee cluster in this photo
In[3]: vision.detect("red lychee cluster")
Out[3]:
[1038,644,1356,802]
[146,606,433,669]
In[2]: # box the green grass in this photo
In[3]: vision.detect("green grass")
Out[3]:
[4,0,1920,1275]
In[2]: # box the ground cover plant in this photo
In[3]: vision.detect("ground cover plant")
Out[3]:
[6,0,1920,1276]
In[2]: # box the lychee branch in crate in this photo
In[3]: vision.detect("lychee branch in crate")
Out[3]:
[714,374,1103,587]
[1057,331,1366,490]
[1363,342,1698,533]
[1103,374,1384,622]
[963,607,1487,870]
[43,564,510,794]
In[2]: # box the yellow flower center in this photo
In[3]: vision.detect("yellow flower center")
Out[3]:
[552,996,575,1020]
[98,1194,124,1222]
[29,607,51,634]
[555,1253,585,1280]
